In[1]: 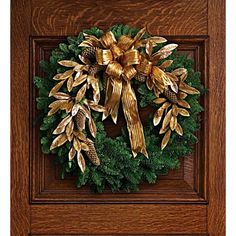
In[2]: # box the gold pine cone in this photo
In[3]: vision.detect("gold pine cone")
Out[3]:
[76,109,86,131]
[81,47,96,61]
[163,88,178,103]
[84,139,100,166]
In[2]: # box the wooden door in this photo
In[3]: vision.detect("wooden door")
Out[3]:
[11,0,225,235]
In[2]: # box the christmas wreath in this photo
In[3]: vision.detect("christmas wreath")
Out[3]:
[34,25,204,192]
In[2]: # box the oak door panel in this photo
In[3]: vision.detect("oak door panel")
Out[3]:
[11,0,225,235]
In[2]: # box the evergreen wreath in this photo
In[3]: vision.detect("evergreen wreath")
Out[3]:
[34,25,205,192]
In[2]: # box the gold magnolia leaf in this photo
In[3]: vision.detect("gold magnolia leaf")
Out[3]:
[158,60,173,70]
[158,43,178,53]
[145,40,153,57]
[71,103,80,116]
[90,78,100,103]
[68,147,76,161]
[81,142,89,151]
[53,115,72,135]
[153,97,166,104]
[161,129,171,150]
[179,91,188,99]
[179,81,200,95]
[162,109,172,129]
[58,60,78,67]
[162,101,171,109]
[49,99,68,109]
[74,131,87,142]
[89,103,106,112]
[170,116,177,131]
[64,100,74,113]
[180,71,188,81]
[50,133,67,150]
[153,108,164,126]
[178,108,190,116]
[133,27,146,43]
[88,118,96,138]
[172,104,178,116]
[48,106,59,116]
[177,99,191,108]
[73,64,89,72]
[75,84,87,102]
[59,69,74,80]
[53,92,71,100]
[52,73,63,80]
[73,74,87,87]
[143,36,167,45]
[175,123,183,136]
[77,152,86,173]
[49,80,65,97]
[152,51,173,62]
[172,68,187,76]
[170,81,178,93]
[66,120,74,139]
[67,75,74,92]
[159,125,169,134]
[166,72,179,82]
[73,137,81,152]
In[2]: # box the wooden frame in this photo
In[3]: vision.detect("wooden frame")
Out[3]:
[11,0,225,235]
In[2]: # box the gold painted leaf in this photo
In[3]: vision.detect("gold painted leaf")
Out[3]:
[175,123,183,136]
[153,108,164,126]
[158,60,173,70]
[88,118,96,138]
[170,116,177,131]
[89,103,106,112]
[161,109,172,129]
[68,147,76,161]
[49,99,68,109]
[159,125,169,134]
[66,120,74,139]
[152,51,173,62]
[48,106,59,116]
[74,131,87,142]
[53,92,71,100]
[158,43,178,53]
[73,137,81,152]
[81,142,89,151]
[146,77,154,90]
[64,100,74,113]
[145,40,153,57]
[172,104,178,116]
[143,36,167,45]
[177,99,190,108]
[170,81,178,93]
[53,115,72,135]
[179,81,200,95]
[59,69,74,80]
[71,103,81,116]
[52,73,63,80]
[179,92,188,99]
[67,75,74,92]
[153,98,166,104]
[75,84,87,102]
[49,80,65,97]
[73,74,87,87]
[161,129,171,150]
[77,153,86,173]
[178,108,190,116]
[180,71,188,81]
[162,101,171,110]
[172,68,187,76]
[58,60,78,67]
[133,27,146,43]
[74,64,89,72]
[50,133,67,150]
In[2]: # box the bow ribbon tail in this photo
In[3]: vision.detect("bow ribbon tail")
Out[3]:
[121,81,148,158]
[102,77,122,124]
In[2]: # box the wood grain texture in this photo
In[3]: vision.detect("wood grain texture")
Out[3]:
[31,0,207,36]
[30,36,208,204]
[31,205,207,235]
[207,0,226,235]
[11,0,31,235]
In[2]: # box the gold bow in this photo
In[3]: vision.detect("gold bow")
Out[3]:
[79,28,148,158]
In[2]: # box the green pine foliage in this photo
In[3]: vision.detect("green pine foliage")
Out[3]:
[34,25,205,192]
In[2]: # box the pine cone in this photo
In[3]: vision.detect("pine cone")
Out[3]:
[163,88,178,103]
[134,72,146,82]
[76,109,86,131]
[84,139,100,166]
[88,64,104,75]
[81,47,96,61]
